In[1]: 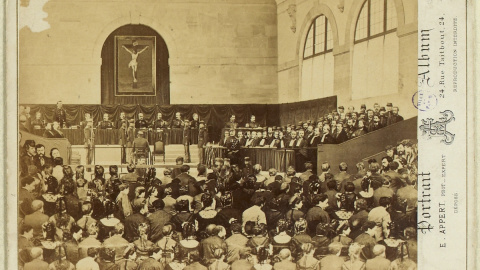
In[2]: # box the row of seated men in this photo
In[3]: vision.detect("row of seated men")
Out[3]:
[19,101,403,133]
[218,110,404,149]
[19,110,202,133]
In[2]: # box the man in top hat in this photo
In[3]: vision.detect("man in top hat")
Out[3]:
[360,104,367,114]
[387,107,404,125]
[97,113,114,129]
[385,103,393,117]
[135,113,148,129]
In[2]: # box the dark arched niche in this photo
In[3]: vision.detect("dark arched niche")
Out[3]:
[101,24,170,104]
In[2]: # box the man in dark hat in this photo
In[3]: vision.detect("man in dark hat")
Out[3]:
[360,104,367,114]
[387,106,404,125]
[385,102,393,118]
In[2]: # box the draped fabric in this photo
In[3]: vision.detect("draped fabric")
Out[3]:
[278,96,337,126]
[21,96,336,142]
[23,104,271,143]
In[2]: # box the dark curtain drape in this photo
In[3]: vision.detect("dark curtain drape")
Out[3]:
[101,24,170,105]
[23,104,271,143]
[278,96,337,126]
[22,96,336,142]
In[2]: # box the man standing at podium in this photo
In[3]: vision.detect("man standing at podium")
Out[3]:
[97,113,114,129]
[135,113,149,129]
[53,101,67,127]
[54,101,67,128]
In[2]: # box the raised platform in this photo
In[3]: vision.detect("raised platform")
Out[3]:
[70,144,200,166]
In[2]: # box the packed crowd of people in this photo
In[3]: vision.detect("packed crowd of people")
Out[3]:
[18,133,418,270]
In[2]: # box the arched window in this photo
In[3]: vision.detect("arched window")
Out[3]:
[301,15,334,100]
[352,0,398,99]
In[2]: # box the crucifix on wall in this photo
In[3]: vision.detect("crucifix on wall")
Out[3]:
[121,40,149,88]
[114,36,157,96]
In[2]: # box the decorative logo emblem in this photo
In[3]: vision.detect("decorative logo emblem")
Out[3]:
[419,110,455,145]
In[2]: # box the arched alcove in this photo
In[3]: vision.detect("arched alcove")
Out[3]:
[101,24,170,104]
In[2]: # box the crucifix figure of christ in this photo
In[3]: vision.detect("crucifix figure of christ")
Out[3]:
[122,41,149,86]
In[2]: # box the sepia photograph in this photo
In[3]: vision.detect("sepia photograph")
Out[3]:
[7,0,472,269]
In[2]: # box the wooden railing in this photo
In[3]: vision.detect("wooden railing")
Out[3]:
[316,117,417,175]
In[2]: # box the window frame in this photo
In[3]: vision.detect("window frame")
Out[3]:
[354,0,397,44]
[302,15,333,60]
